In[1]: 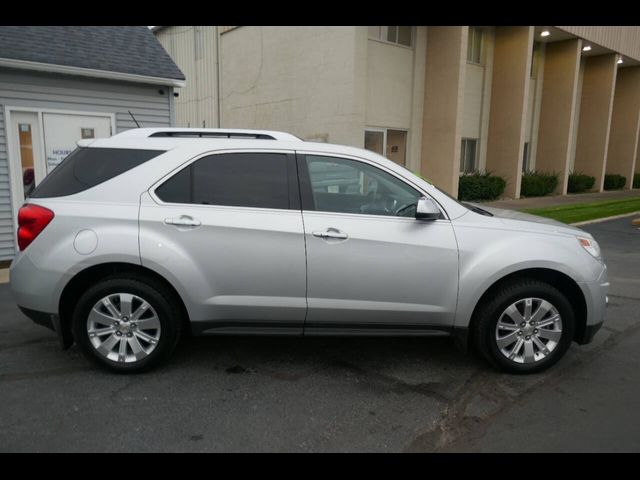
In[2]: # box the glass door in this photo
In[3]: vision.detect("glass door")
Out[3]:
[364,128,408,166]
[10,111,46,202]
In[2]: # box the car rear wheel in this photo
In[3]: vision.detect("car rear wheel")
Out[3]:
[72,274,183,372]
[473,279,575,374]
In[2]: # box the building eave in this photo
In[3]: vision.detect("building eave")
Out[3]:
[0,57,186,88]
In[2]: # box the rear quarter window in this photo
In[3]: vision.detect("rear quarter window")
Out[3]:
[30,147,165,198]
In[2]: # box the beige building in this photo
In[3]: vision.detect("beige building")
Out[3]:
[154,26,640,198]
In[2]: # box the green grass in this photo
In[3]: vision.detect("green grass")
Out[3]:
[523,198,640,224]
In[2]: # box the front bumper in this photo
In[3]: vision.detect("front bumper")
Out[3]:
[576,263,609,345]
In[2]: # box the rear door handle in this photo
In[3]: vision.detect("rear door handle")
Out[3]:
[164,215,201,227]
[312,228,348,240]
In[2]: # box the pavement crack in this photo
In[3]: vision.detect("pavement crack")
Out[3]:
[406,318,640,452]
[331,359,453,403]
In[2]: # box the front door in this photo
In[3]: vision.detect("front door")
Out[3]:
[298,153,459,333]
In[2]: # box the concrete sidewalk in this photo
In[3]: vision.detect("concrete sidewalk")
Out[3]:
[483,188,640,211]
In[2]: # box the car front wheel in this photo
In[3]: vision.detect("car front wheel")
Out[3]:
[473,279,575,374]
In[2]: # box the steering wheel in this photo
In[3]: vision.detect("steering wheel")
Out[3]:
[395,202,417,217]
[361,191,396,215]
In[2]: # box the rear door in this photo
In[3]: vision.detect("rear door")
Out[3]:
[139,150,307,334]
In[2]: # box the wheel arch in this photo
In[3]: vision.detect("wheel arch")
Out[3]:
[59,262,191,346]
[464,268,587,350]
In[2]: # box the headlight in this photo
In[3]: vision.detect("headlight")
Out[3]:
[577,236,601,260]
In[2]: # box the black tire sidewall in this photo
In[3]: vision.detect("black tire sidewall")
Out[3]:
[71,277,181,373]
[481,281,575,374]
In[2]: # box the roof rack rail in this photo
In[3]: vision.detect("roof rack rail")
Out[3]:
[149,131,276,140]
[111,128,303,142]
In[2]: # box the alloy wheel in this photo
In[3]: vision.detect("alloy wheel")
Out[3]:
[86,293,161,363]
[495,297,563,364]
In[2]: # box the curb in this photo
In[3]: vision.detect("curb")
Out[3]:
[571,211,640,226]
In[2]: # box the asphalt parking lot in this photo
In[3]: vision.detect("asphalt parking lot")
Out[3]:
[1,216,638,452]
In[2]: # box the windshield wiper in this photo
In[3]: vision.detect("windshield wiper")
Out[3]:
[463,203,494,217]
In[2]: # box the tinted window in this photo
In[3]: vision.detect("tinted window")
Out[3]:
[304,155,421,217]
[31,147,165,198]
[155,152,290,210]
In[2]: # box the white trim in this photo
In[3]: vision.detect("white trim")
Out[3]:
[4,106,117,250]
[0,57,186,88]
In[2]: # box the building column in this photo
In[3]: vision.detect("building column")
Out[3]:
[421,26,467,198]
[535,39,582,194]
[606,66,640,188]
[485,26,534,199]
[574,54,618,191]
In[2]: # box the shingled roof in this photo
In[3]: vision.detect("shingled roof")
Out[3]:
[0,26,185,83]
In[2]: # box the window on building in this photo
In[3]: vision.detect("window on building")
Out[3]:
[460,138,478,174]
[155,152,291,209]
[364,129,408,166]
[369,26,413,47]
[522,142,531,172]
[530,42,541,78]
[467,27,483,64]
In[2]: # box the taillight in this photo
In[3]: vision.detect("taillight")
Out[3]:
[17,204,55,251]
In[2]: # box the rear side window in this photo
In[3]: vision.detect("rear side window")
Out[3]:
[30,147,165,198]
[155,152,293,210]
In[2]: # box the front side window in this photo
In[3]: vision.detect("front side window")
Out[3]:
[155,152,291,210]
[303,155,421,217]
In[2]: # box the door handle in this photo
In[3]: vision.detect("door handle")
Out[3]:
[164,215,201,227]
[312,228,348,240]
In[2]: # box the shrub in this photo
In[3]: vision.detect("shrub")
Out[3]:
[603,174,626,190]
[458,172,506,201]
[633,173,640,189]
[567,172,596,193]
[520,171,558,197]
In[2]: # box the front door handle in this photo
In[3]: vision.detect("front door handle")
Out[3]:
[312,228,348,240]
[164,215,201,227]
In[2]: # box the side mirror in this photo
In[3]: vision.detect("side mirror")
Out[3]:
[415,197,441,221]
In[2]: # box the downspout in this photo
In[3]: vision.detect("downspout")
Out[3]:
[216,25,222,127]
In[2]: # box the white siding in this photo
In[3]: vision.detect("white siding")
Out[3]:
[156,26,219,128]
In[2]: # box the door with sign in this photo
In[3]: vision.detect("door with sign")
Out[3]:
[42,113,112,173]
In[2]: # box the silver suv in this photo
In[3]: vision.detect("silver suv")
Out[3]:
[10,128,609,373]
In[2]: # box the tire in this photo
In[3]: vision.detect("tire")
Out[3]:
[71,274,183,373]
[472,279,575,374]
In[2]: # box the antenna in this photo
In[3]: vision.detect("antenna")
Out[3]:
[128,110,141,128]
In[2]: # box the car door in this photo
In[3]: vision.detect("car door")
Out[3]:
[298,152,459,333]
[139,150,306,334]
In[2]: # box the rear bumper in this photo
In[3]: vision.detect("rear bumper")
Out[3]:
[19,306,55,331]
[18,306,73,349]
